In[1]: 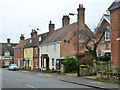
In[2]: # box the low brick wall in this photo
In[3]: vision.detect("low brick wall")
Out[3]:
[80,67,95,76]
[97,72,120,83]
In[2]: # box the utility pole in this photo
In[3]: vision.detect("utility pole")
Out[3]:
[69,13,80,76]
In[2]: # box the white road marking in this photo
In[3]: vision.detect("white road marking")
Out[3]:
[27,84,34,88]
[36,74,52,77]
[36,74,44,76]
[45,74,52,76]
[22,71,28,72]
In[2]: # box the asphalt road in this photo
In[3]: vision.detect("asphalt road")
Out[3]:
[2,68,101,89]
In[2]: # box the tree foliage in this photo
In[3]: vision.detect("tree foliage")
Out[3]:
[78,26,108,61]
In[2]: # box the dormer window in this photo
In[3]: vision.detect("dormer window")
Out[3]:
[39,37,41,42]
[30,39,32,43]
[105,26,110,41]
[4,50,10,58]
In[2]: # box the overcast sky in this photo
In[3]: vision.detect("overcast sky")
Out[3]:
[0,0,114,43]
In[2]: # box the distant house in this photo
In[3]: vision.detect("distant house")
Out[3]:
[38,4,91,70]
[95,14,111,57]
[108,1,120,66]
[0,38,17,67]
[14,34,30,69]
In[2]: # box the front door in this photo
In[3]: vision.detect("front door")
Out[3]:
[46,58,49,69]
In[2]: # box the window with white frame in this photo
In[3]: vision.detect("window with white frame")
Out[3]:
[25,49,27,55]
[54,44,56,51]
[31,60,32,67]
[35,47,38,54]
[30,49,32,55]
[4,50,10,58]
[30,39,32,43]
[105,26,110,41]
[21,48,23,56]
[52,58,54,66]
[39,36,41,42]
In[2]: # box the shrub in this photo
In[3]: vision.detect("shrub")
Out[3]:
[63,57,77,73]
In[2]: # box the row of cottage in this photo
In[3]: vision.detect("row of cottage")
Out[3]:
[0,1,120,69]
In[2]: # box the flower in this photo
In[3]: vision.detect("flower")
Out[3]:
[75,53,85,57]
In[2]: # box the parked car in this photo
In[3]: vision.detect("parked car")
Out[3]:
[8,64,19,71]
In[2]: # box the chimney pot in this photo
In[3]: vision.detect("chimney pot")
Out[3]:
[31,29,37,37]
[49,21,55,32]
[7,38,10,44]
[62,15,70,27]
[20,34,25,42]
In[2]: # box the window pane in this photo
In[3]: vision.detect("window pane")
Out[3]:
[52,58,54,66]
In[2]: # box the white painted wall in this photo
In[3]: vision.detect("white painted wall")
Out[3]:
[39,41,60,70]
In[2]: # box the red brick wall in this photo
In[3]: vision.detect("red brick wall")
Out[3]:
[110,8,120,66]
[33,47,39,69]
[60,24,91,57]
[14,48,24,68]
[96,20,111,55]
[60,25,77,57]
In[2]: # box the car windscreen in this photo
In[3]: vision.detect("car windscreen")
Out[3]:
[11,64,17,66]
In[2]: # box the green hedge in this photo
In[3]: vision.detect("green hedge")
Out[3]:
[63,57,77,73]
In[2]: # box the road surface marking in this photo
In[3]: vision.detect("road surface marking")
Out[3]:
[45,74,52,76]
[27,84,34,88]
[36,73,43,75]
[22,71,28,72]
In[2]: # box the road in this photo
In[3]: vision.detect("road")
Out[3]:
[2,68,101,89]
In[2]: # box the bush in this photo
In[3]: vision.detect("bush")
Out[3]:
[63,57,77,73]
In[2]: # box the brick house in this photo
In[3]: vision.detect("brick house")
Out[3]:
[95,14,111,57]
[39,4,91,70]
[0,38,17,67]
[108,1,120,66]
[14,34,30,69]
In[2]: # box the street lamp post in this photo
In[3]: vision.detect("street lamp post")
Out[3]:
[69,13,80,77]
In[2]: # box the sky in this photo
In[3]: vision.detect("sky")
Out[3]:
[0,0,115,43]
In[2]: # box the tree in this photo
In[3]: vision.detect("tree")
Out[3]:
[78,26,108,61]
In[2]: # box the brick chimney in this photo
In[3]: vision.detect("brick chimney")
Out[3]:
[20,34,25,42]
[49,21,55,33]
[31,29,37,37]
[62,15,70,27]
[77,4,85,28]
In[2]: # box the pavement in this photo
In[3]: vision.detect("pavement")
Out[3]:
[59,74,120,90]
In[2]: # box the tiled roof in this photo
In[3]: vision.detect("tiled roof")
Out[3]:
[0,43,17,56]
[15,39,30,49]
[40,23,77,45]
[24,32,48,48]
[108,1,120,11]
[97,14,110,28]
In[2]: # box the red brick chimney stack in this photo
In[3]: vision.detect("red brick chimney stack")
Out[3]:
[49,21,55,33]
[77,4,85,28]
[62,15,70,27]
[20,34,25,42]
